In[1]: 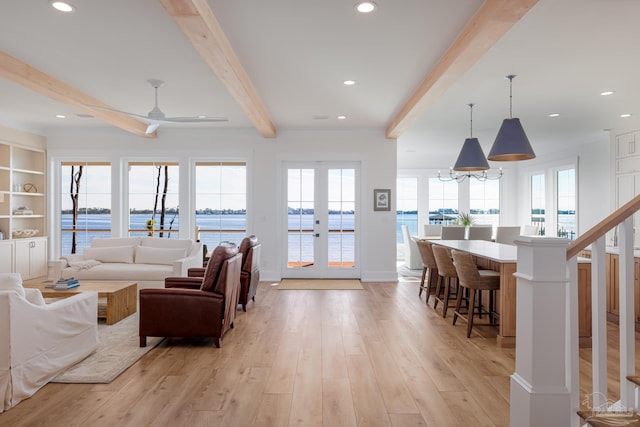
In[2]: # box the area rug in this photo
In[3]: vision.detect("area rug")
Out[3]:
[278,279,363,290]
[51,312,163,383]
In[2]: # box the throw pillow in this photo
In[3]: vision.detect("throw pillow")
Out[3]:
[135,246,186,265]
[69,259,102,270]
[83,245,135,264]
[0,272,25,298]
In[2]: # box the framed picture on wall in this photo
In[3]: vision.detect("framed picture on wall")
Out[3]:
[374,189,391,211]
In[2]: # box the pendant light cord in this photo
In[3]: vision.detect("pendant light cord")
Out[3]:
[468,103,474,137]
[507,75,516,118]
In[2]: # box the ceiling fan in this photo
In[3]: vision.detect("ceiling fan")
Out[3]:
[89,79,228,134]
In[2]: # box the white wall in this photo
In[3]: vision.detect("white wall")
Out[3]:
[45,126,398,282]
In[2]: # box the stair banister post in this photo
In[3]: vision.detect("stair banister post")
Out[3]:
[510,235,572,427]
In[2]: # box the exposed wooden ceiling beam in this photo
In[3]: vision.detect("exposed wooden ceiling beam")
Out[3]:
[0,50,156,138]
[161,0,276,138]
[386,0,538,139]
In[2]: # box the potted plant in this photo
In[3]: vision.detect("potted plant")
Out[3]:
[456,212,475,226]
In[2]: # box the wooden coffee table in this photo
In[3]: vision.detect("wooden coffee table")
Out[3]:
[24,281,137,325]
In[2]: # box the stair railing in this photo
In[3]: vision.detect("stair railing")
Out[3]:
[510,194,640,427]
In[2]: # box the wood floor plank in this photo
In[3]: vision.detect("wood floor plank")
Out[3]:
[252,393,293,427]
[389,413,429,427]
[399,365,460,427]
[365,340,419,414]
[219,367,270,426]
[322,378,358,427]
[441,391,497,427]
[264,331,302,394]
[288,310,323,426]
[346,353,393,426]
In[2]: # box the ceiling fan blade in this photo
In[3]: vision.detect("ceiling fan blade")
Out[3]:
[86,104,150,120]
[162,116,228,123]
[145,122,160,134]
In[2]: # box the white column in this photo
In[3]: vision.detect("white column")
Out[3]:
[510,236,572,427]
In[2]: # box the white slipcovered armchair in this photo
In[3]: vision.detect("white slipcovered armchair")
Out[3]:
[0,273,98,412]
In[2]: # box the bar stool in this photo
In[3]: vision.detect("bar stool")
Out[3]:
[415,239,438,303]
[450,250,500,338]
[431,245,458,318]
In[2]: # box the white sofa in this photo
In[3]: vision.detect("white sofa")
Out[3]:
[52,237,203,289]
[0,273,98,412]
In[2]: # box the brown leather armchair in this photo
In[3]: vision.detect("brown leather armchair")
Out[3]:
[238,235,261,311]
[139,242,242,348]
[188,235,261,312]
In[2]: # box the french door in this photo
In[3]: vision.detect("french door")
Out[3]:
[283,162,360,279]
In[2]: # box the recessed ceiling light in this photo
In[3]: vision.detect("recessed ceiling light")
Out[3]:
[343,80,356,86]
[600,91,614,96]
[621,113,632,118]
[50,1,75,12]
[197,115,207,119]
[55,114,66,119]
[355,1,377,13]
[337,115,347,120]
[548,113,560,117]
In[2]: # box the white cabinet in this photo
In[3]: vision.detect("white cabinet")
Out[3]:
[616,132,637,158]
[0,240,13,273]
[615,130,640,248]
[616,132,640,173]
[14,237,47,279]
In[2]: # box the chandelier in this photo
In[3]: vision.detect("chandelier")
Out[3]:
[438,104,503,182]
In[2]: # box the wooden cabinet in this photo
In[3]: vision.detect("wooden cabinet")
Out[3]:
[14,237,47,280]
[605,252,640,322]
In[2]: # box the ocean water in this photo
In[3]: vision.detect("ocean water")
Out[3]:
[61,213,356,262]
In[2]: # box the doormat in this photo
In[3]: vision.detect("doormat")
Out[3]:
[278,279,363,290]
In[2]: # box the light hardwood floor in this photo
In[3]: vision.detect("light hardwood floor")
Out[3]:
[1,275,636,426]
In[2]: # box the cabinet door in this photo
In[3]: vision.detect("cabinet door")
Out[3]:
[617,132,636,158]
[14,238,48,280]
[0,241,13,273]
[30,238,47,278]
[14,240,31,279]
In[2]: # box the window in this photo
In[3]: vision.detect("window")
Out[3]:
[60,162,111,255]
[195,162,247,249]
[128,162,180,238]
[530,173,545,234]
[557,168,576,239]
[469,179,500,227]
[396,177,418,243]
[429,178,458,225]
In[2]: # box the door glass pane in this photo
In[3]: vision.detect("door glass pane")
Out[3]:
[327,168,355,268]
[288,169,315,268]
[530,174,545,234]
[557,168,576,239]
